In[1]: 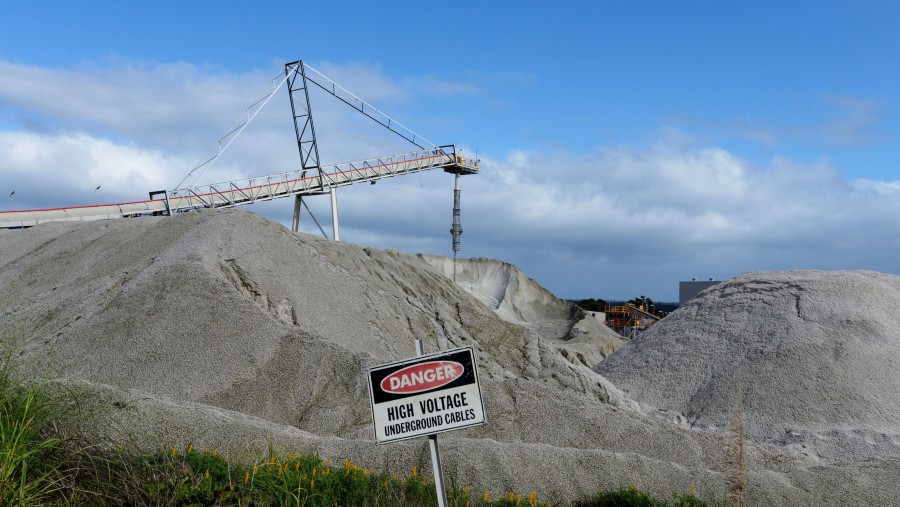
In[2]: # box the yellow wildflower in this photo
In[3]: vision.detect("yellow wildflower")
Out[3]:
[244,472,250,484]
[212,448,217,457]
[483,491,492,503]
[528,492,538,506]
[170,447,177,458]
[412,466,418,478]
[187,443,193,454]
[205,469,210,479]
[310,479,315,489]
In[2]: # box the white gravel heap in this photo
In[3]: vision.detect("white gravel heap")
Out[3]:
[2,210,899,505]
[418,254,624,366]
[596,270,900,464]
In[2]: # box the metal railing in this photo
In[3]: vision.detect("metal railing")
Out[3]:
[0,145,478,229]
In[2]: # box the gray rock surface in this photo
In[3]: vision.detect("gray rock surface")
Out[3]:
[596,270,900,464]
[417,254,625,366]
[2,211,899,505]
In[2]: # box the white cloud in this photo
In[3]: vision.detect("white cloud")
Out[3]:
[3,58,900,301]
[818,93,884,146]
[671,92,889,150]
[402,74,482,97]
[431,145,900,298]
[0,130,233,207]
[0,59,268,149]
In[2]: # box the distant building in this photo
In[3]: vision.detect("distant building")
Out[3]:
[587,311,606,322]
[679,279,722,305]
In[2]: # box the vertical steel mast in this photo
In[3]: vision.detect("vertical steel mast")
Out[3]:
[450,173,463,281]
[285,61,322,180]
[285,61,332,235]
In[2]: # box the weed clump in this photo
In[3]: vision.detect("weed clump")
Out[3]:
[0,319,70,505]
[574,485,715,507]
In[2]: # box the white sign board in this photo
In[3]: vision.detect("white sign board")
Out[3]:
[368,346,485,444]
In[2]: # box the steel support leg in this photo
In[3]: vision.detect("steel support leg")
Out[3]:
[330,188,340,241]
[292,195,302,232]
[451,173,462,282]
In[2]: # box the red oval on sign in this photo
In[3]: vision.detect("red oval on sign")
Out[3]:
[380,360,464,395]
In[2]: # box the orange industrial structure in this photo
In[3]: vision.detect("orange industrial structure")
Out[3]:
[604,304,660,339]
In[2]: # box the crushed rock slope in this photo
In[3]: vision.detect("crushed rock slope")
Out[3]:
[418,255,624,366]
[596,270,900,464]
[2,212,899,505]
[0,210,594,432]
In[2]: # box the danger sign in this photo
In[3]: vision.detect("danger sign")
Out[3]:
[368,347,485,444]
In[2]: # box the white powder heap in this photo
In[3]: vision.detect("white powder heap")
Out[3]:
[596,270,900,464]
[418,254,625,367]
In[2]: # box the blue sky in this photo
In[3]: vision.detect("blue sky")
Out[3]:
[2,1,899,301]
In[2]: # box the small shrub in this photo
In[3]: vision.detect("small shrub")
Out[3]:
[574,486,668,507]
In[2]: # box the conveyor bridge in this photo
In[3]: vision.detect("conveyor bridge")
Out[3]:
[0,59,478,250]
[0,145,476,228]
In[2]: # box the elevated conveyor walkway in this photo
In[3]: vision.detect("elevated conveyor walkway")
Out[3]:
[0,145,477,229]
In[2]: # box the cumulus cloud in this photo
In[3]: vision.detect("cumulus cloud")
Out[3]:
[0,130,236,208]
[0,58,426,203]
[276,140,900,299]
[0,59,270,149]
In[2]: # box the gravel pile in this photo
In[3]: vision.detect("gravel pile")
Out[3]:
[418,254,624,366]
[2,210,899,505]
[596,270,900,464]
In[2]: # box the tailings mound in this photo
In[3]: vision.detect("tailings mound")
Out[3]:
[596,270,900,463]
[2,213,899,505]
[418,255,624,366]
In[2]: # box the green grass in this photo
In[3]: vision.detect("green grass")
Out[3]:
[0,320,70,506]
[573,486,718,507]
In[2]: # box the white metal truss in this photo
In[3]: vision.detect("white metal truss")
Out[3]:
[0,146,477,229]
[0,59,480,231]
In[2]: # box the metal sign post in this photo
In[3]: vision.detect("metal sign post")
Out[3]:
[416,339,448,507]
